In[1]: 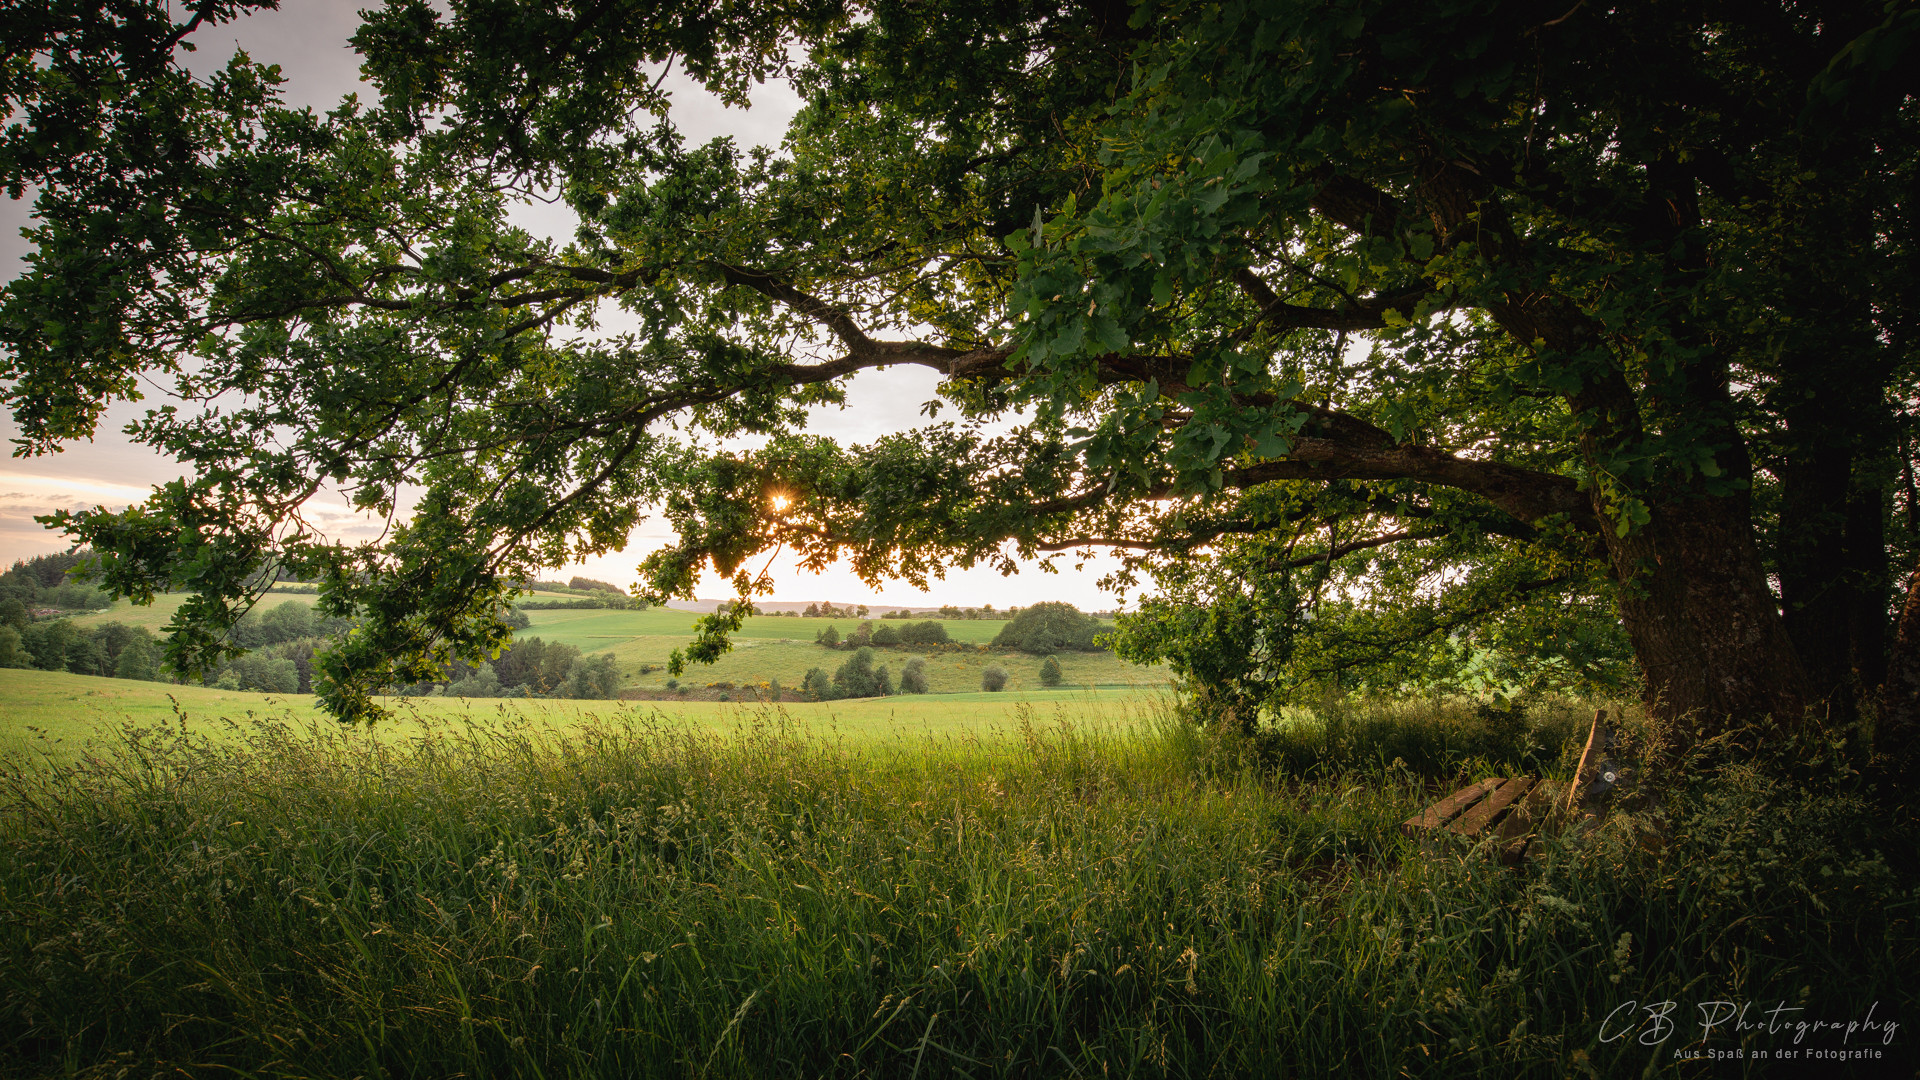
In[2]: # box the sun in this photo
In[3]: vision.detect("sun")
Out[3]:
[769,493,791,514]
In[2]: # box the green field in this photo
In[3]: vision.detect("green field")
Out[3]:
[69,589,322,631]
[66,595,1169,696]
[0,667,1168,759]
[0,676,1907,1077]
[521,606,1014,644]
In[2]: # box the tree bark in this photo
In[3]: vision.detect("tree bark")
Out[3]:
[1776,439,1858,721]
[1603,488,1810,754]
[1877,564,1920,772]
[1846,484,1890,694]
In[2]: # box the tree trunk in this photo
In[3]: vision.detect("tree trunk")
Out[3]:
[1776,440,1857,721]
[1877,565,1920,774]
[1846,483,1890,694]
[1603,489,1810,758]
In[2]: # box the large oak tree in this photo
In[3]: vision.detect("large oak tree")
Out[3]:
[3,0,1916,761]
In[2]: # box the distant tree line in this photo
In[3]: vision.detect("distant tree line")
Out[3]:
[0,550,630,699]
[0,616,164,680]
[815,620,954,649]
[796,603,869,618]
[515,595,643,610]
[422,637,622,699]
[1,551,160,681]
[1,551,113,623]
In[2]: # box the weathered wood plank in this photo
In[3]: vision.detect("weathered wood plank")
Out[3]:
[1401,778,1499,836]
[1448,776,1535,836]
[1494,779,1560,843]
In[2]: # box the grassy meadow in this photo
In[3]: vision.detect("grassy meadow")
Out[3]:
[67,593,1169,695]
[0,677,1913,1077]
[0,668,1165,761]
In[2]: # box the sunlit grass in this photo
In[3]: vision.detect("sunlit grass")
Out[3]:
[0,668,1166,760]
[0,689,1908,1077]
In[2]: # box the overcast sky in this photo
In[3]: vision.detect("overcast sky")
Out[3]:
[1,3,1129,609]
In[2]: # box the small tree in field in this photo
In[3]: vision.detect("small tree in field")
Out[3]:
[1039,656,1063,688]
[802,667,835,701]
[900,656,929,694]
[815,625,840,649]
[833,647,884,698]
[981,666,1009,693]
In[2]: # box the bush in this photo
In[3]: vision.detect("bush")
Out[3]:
[843,621,874,649]
[562,654,621,699]
[900,620,950,646]
[0,626,30,669]
[870,623,901,646]
[113,638,162,681]
[38,581,112,611]
[899,656,929,694]
[445,662,502,698]
[802,666,835,701]
[991,601,1105,654]
[833,647,888,698]
[815,625,841,649]
[1039,655,1063,687]
[981,665,1009,692]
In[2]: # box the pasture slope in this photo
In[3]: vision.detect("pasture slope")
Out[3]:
[64,593,1171,695]
[0,667,1167,760]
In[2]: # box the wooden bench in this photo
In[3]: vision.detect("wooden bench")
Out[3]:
[1401,709,1624,864]
[1401,775,1561,863]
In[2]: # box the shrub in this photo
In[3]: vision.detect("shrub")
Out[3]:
[492,637,582,693]
[113,638,161,681]
[802,666,836,701]
[445,662,502,698]
[562,654,621,699]
[815,624,840,648]
[832,647,886,698]
[991,601,1105,654]
[1039,655,1063,687]
[899,656,929,694]
[900,620,950,645]
[981,665,1009,692]
[844,621,874,649]
[0,626,27,669]
[870,622,901,646]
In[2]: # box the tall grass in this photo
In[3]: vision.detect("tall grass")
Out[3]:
[0,698,1911,1077]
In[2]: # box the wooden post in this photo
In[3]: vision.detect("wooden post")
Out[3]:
[1565,708,1610,820]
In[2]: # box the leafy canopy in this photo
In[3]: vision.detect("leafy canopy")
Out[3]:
[3,0,1915,723]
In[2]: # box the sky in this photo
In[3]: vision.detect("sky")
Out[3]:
[1,3,1129,610]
